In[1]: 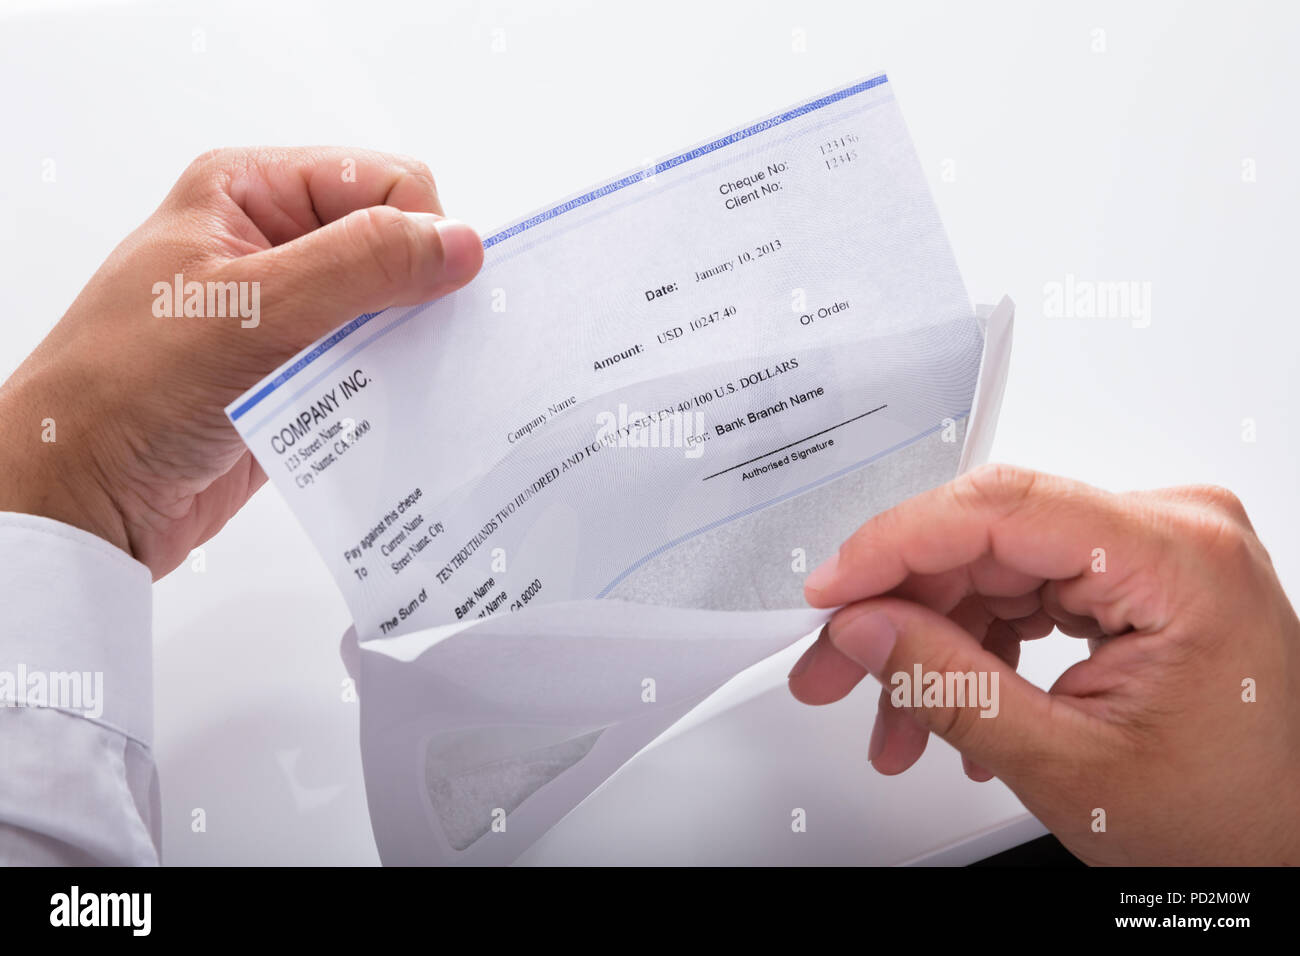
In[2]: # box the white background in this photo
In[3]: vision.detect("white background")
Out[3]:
[1,0,1296,864]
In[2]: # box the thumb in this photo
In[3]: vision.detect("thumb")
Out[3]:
[236,206,483,340]
[827,597,1100,785]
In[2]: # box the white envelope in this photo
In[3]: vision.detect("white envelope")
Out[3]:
[349,297,1012,865]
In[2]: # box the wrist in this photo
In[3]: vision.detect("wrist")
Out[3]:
[0,375,132,559]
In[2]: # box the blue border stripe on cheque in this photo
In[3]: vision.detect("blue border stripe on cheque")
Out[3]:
[481,73,889,249]
[228,73,889,421]
[229,310,382,420]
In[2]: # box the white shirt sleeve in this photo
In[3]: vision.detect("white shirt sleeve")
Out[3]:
[0,512,159,865]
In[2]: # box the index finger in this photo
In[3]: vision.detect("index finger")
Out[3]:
[175,146,445,246]
[803,465,1172,622]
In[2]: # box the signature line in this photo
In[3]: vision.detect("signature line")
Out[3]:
[701,404,889,481]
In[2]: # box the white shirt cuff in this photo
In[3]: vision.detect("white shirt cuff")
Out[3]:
[0,512,153,746]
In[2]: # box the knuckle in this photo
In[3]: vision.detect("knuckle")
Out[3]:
[897,645,978,742]
[930,695,986,749]
[1184,484,1250,524]
[401,157,438,193]
[182,150,216,178]
[960,463,1040,512]
[174,148,244,202]
[351,205,421,288]
[927,700,973,742]
[1186,510,1252,560]
[182,147,235,180]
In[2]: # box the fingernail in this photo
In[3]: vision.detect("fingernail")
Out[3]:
[803,551,839,597]
[834,611,896,679]
[867,713,886,763]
